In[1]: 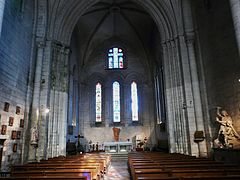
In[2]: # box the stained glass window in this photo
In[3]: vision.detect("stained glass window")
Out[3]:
[113,81,120,122]
[108,47,124,69]
[131,82,138,121]
[96,83,102,122]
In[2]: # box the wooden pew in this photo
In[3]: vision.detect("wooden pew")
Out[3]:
[0,176,87,180]
[11,169,96,180]
[134,169,240,180]
[10,153,111,180]
[137,177,180,180]
[137,175,240,180]
[132,163,238,171]
[182,175,240,179]
[11,166,101,179]
[128,152,240,180]
[37,159,106,173]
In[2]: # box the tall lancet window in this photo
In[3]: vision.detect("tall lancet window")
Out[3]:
[131,81,139,121]
[113,81,120,122]
[96,83,102,122]
[108,47,124,69]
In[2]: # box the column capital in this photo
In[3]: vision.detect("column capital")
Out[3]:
[36,41,45,48]
[184,32,195,45]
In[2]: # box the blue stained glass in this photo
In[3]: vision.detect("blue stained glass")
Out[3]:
[108,47,124,69]
[96,83,102,122]
[131,82,138,121]
[113,81,120,122]
[109,57,113,68]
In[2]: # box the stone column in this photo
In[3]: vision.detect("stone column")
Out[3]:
[38,40,53,160]
[167,40,180,152]
[47,43,58,158]
[28,41,45,162]
[67,72,73,130]
[105,85,111,127]
[185,35,207,156]
[230,0,240,56]
[0,0,5,37]
[154,73,161,124]
[178,34,199,156]
[124,83,131,126]
[162,42,176,153]
[182,0,207,157]
[46,43,70,158]
[72,80,78,127]
[78,82,85,135]
[59,47,70,156]
[173,38,189,154]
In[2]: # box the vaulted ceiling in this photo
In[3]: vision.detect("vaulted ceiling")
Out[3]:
[70,0,160,68]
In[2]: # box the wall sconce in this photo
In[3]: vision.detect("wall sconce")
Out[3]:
[45,108,50,114]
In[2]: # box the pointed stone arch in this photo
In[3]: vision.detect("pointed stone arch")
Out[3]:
[36,0,179,45]
[32,0,209,158]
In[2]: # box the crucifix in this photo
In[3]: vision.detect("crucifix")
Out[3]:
[75,134,84,145]
[74,134,85,153]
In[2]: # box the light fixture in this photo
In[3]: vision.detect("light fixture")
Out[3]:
[45,108,50,114]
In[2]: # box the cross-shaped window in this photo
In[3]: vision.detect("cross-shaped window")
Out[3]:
[108,47,124,69]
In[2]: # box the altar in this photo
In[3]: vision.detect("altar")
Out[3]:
[104,141,132,153]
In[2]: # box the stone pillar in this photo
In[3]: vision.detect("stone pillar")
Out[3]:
[182,0,207,157]
[178,34,199,156]
[105,85,111,127]
[230,0,240,56]
[72,80,78,127]
[59,47,70,156]
[47,43,69,158]
[163,39,189,155]
[78,82,85,135]
[0,0,5,37]
[185,35,207,156]
[173,38,189,155]
[124,83,131,125]
[38,40,53,160]
[28,41,45,162]
[47,43,58,158]
[67,72,73,131]
[162,42,176,153]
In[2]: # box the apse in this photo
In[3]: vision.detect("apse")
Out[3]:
[67,0,163,151]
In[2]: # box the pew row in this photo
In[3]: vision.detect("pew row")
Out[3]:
[9,153,111,180]
[128,152,240,180]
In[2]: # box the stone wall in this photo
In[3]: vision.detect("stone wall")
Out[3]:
[0,1,34,171]
[193,0,240,140]
[68,36,156,150]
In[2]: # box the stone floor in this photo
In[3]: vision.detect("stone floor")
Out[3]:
[105,161,130,180]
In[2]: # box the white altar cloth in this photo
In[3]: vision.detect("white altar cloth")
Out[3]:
[104,141,132,153]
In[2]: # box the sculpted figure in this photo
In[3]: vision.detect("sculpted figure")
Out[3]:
[112,127,121,142]
[216,107,240,146]
[30,127,39,144]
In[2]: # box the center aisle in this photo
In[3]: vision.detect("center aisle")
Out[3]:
[105,160,130,180]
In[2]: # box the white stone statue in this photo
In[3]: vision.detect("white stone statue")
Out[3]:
[215,107,240,147]
[30,127,39,144]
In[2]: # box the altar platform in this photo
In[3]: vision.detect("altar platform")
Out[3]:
[104,141,132,153]
[212,148,240,165]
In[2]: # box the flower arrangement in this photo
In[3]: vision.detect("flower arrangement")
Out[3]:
[137,141,144,148]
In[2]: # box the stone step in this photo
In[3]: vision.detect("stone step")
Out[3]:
[110,153,128,161]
